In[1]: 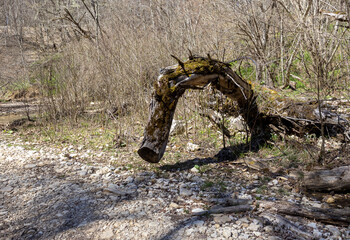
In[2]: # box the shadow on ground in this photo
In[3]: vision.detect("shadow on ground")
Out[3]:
[160,141,262,172]
[1,169,140,240]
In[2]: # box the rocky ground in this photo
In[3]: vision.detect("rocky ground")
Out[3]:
[1,131,350,240]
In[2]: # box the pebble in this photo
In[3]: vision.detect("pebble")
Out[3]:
[307,222,317,229]
[0,186,13,192]
[126,176,134,183]
[185,228,194,236]
[248,221,261,231]
[186,142,200,151]
[325,196,335,204]
[326,225,341,237]
[179,186,193,196]
[313,229,322,238]
[100,228,114,239]
[1,136,349,240]
[24,164,37,169]
[169,202,179,208]
[263,226,274,233]
[222,227,232,238]
[79,170,87,176]
[239,233,250,239]
[213,214,232,224]
[191,208,206,214]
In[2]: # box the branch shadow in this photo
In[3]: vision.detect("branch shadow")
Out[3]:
[160,139,264,172]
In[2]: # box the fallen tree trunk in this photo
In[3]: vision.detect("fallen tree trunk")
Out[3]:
[303,166,350,192]
[261,213,314,239]
[259,200,350,226]
[138,55,350,163]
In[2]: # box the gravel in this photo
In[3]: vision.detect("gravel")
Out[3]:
[1,136,349,240]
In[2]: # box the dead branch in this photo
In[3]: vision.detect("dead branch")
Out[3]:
[303,166,350,192]
[259,200,350,226]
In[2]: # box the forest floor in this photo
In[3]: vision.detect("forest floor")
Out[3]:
[1,100,350,240]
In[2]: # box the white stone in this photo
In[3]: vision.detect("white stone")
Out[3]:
[239,233,250,239]
[248,222,261,231]
[214,214,232,224]
[126,176,134,183]
[0,186,13,192]
[100,228,114,239]
[191,208,205,214]
[96,166,111,175]
[313,229,322,238]
[263,226,274,233]
[169,202,179,208]
[222,227,232,238]
[24,164,36,169]
[170,120,185,136]
[185,228,194,236]
[79,170,87,176]
[179,186,192,196]
[190,167,200,173]
[307,222,317,229]
[228,115,246,131]
[186,142,200,152]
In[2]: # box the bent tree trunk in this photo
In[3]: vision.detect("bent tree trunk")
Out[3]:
[138,56,349,163]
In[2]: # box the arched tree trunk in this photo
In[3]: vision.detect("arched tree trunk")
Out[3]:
[138,56,350,163]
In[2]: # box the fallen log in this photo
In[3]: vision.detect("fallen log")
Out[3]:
[261,213,314,239]
[138,55,350,163]
[303,166,350,192]
[259,200,350,226]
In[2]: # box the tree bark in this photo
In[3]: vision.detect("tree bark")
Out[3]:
[303,166,350,192]
[260,200,350,226]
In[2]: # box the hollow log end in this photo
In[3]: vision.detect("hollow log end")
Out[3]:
[137,146,161,163]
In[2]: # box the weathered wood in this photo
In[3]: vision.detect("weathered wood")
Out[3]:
[259,200,350,226]
[138,90,185,163]
[261,213,314,239]
[138,56,350,163]
[303,166,350,192]
[209,198,252,206]
[192,204,253,216]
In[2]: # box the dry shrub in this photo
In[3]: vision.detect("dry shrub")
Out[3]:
[34,0,241,126]
[25,0,349,138]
